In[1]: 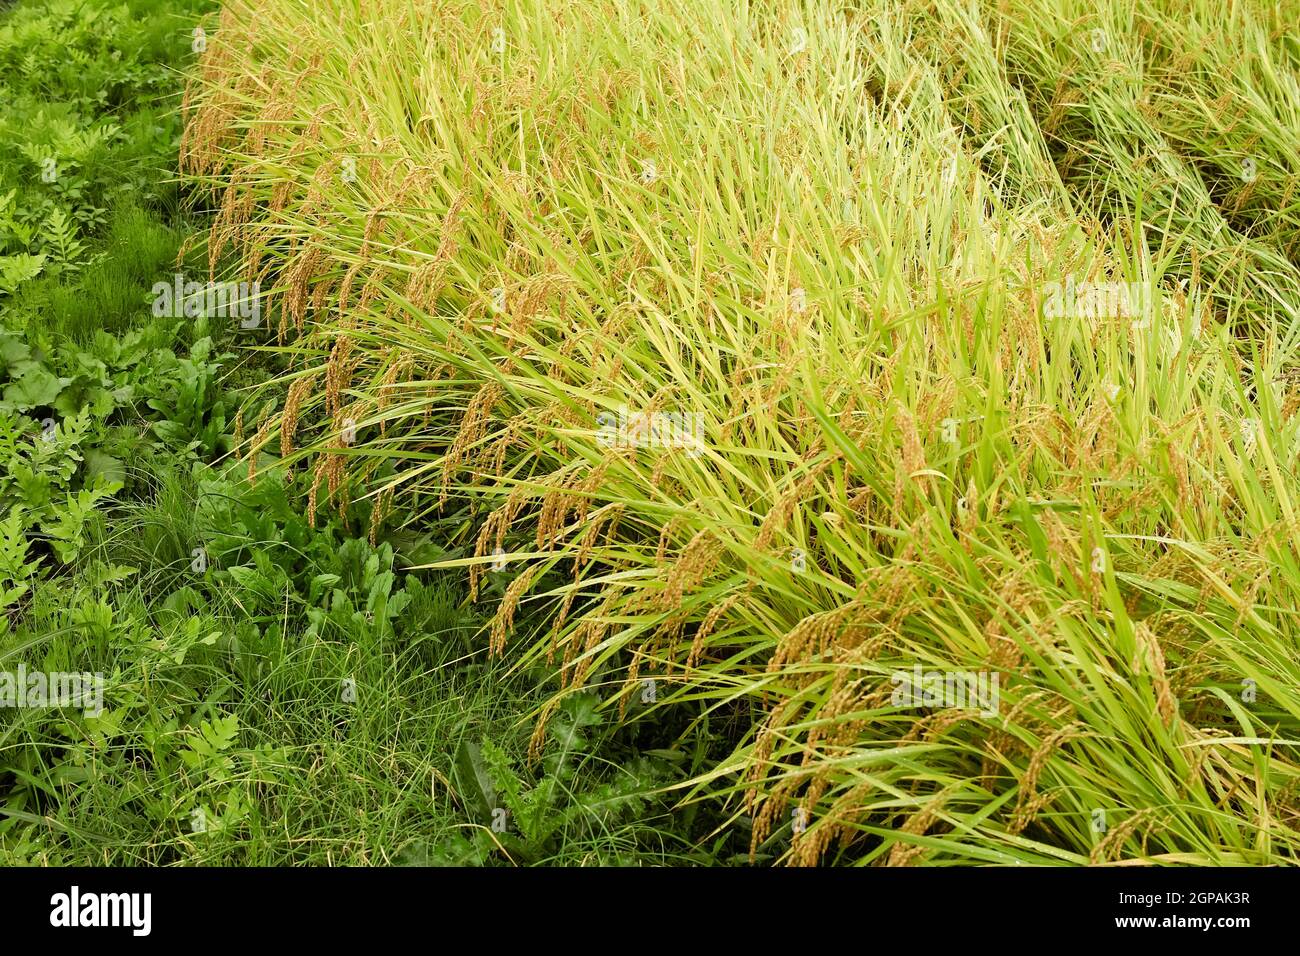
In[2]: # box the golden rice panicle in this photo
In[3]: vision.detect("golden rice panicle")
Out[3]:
[489,563,541,657]
[280,372,318,463]
[441,382,504,508]
[885,792,950,868]
[1009,723,1084,835]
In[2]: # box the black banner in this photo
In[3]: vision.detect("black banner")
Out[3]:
[0,865,1281,942]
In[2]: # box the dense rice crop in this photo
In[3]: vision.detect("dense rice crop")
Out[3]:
[182,0,1300,864]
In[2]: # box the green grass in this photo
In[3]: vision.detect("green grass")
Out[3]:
[16,202,190,341]
[6,460,691,865]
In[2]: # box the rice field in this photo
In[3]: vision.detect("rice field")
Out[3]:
[162,0,1300,865]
